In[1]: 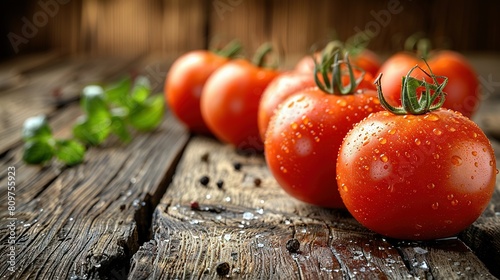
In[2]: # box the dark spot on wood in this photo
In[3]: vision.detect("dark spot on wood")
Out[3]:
[216,262,230,276]
[253,178,261,187]
[286,238,300,253]
[199,175,210,186]
[216,179,224,189]
[232,162,242,171]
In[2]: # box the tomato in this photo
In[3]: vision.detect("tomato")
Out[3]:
[336,71,497,240]
[265,88,384,208]
[378,50,479,118]
[165,42,241,134]
[201,59,280,151]
[258,68,376,141]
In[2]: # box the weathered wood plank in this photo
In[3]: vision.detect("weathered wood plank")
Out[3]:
[0,111,189,279]
[130,136,499,279]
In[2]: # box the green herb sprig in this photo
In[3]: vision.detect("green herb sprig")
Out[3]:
[22,76,165,166]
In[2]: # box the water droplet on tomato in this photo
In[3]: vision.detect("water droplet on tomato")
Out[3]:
[363,165,370,170]
[388,129,396,135]
[314,137,320,143]
[433,153,440,160]
[451,200,459,206]
[447,194,454,200]
[337,99,347,107]
[287,101,295,108]
[380,154,389,162]
[471,151,478,156]
[415,224,423,230]
[295,132,302,139]
[290,122,298,130]
[432,128,442,136]
[415,138,421,146]
[280,166,288,173]
[378,137,387,144]
[342,184,348,192]
[373,148,380,154]
[427,183,435,190]
[444,220,453,224]
[447,126,456,132]
[424,113,440,121]
[474,162,479,167]
[470,175,475,180]
[431,202,439,210]
[451,155,462,166]
[425,140,431,145]
[471,132,478,138]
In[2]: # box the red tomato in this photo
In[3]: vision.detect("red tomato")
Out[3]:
[258,69,376,141]
[378,51,480,118]
[337,109,497,240]
[201,59,280,151]
[165,51,231,134]
[265,89,384,208]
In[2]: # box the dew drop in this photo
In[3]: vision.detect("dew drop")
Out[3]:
[447,126,456,132]
[424,114,440,121]
[314,137,320,142]
[432,128,442,136]
[342,184,348,192]
[363,165,370,170]
[471,151,478,156]
[337,99,347,107]
[379,137,387,144]
[295,132,302,138]
[431,202,439,210]
[471,175,475,180]
[451,155,462,166]
[280,166,288,173]
[474,162,479,167]
[414,138,421,146]
[380,154,389,162]
[433,153,440,160]
[374,148,380,154]
[427,183,435,190]
[471,132,478,138]
[447,194,454,200]
[451,200,459,206]
[388,129,396,135]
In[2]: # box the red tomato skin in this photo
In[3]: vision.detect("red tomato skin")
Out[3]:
[265,89,384,208]
[201,59,280,151]
[258,71,317,140]
[378,51,480,118]
[337,109,497,240]
[165,51,229,134]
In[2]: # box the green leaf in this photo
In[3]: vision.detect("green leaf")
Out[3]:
[22,115,52,141]
[23,140,54,165]
[73,115,111,146]
[128,95,165,131]
[104,77,132,107]
[81,85,110,118]
[110,109,131,143]
[130,76,151,104]
[55,139,86,166]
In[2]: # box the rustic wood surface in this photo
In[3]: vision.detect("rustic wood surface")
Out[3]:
[0,53,499,279]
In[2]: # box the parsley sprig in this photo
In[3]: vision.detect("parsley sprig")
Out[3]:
[22,76,165,166]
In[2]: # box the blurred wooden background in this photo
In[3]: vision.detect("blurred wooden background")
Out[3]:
[1,0,499,62]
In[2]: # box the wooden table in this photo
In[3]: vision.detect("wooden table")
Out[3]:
[0,53,499,279]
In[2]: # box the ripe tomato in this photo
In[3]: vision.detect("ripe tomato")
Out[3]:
[378,50,479,118]
[201,59,280,151]
[165,42,241,134]
[336,71,497,240]
[265,88,384,208]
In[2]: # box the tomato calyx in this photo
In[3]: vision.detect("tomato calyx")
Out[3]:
[252,42,278,69]
[313,44,365,95]
[213,40,242,59]
[376,62,448,115]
